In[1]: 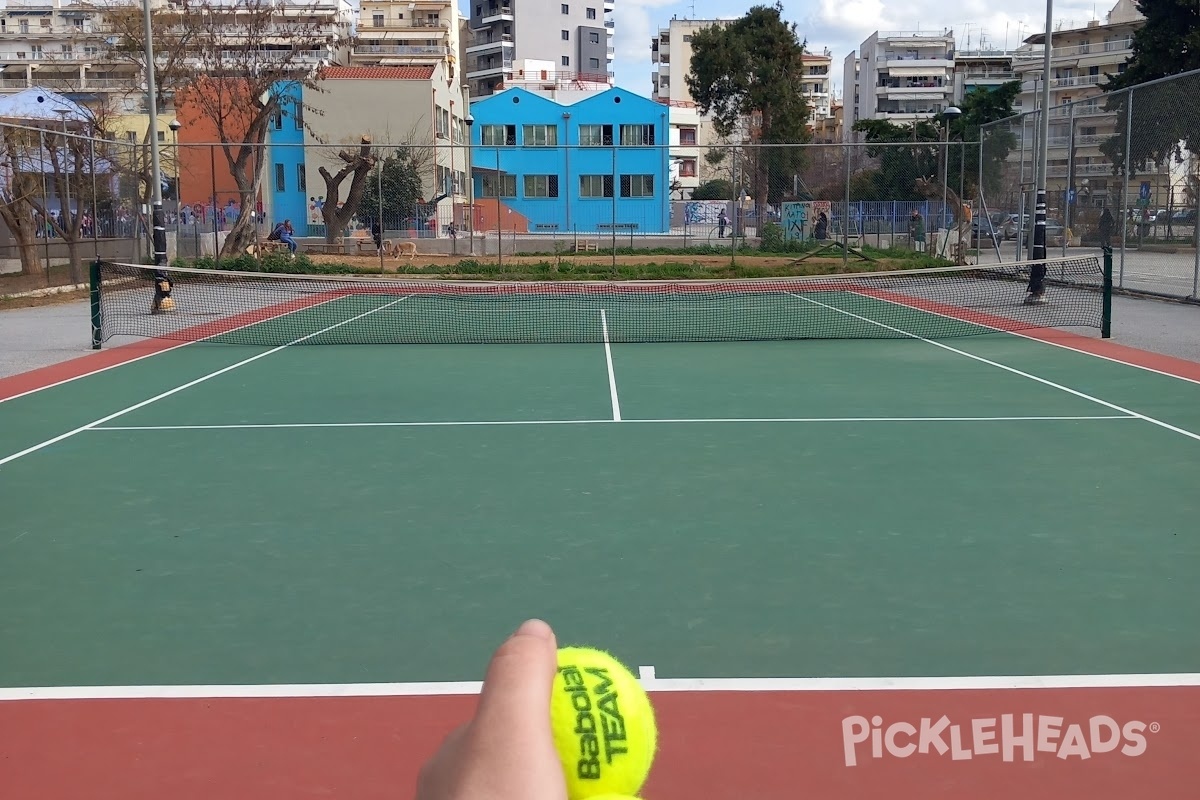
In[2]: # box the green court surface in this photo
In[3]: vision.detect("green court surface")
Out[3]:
[1,287,1198,799]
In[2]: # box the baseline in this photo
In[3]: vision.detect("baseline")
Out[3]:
[3,672,1200,701]
[87,415,1135,431]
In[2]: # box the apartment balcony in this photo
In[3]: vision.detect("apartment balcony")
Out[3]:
[353,44,450,59]
[605,20,615,29]
[1046,133,1109,149]
[878,83,947,95]
[466,57,513,78]
[1046,162,1117,178]
[1049,104,1113,119]
[479,5,514,24]
[464,34,512,54]
[877,55,953,69]
[963,71,1014,80]
[363,17,450,33]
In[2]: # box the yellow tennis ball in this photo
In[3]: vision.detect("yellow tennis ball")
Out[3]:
[551,646,657,800]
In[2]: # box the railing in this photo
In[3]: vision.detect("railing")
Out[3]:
[354,44,449,57]
[365,17,449,30]
[878,29,953,39]
[876,54,953,63]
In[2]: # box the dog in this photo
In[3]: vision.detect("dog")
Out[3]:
[386,240,417,260]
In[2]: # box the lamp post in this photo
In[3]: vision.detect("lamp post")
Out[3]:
[1028,0,1054,303]
[54,108,71,243]
[465,112,475,256]
[169,118,181,219]
[941,105,962,257]
[141,0,167,267]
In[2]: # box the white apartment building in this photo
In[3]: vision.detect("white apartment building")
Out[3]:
[352,0,461,81]
[0,0,142,103]
[648,17,725,197]
[464,0,614,99]
[801,49,833,123]
[0,0,353,112]
[953,49,1017,103]
[843,28,956,138]
[1013,0,1147,208]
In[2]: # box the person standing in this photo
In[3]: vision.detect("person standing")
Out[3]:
[908,209,925,252]
[718,208,728,238]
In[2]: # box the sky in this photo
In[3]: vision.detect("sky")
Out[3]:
[556,0,1121,99]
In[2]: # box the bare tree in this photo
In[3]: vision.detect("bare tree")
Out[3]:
[315,123,438,243]
[317,136,377,243]
[0,126,46,276]
[103,0,335,256]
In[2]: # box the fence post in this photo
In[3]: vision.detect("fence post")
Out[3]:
[1193,188,1199,299]
[1117,89,1133,288]
[1102,245,1113,339]
[89,259,103,349]
[842,143,850,267]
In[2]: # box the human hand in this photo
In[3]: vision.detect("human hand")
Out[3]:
[416,619,568,800]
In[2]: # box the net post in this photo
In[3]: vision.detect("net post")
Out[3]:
[1101,245,1113,339]
[89,259,103,350]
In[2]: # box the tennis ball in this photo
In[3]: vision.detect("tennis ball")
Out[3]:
[551,646,657,800]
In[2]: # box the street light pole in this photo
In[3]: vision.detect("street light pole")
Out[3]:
[941,105,962,258]
[141,0,168,267]
[1028,0,1054,303]
[465,113,475,257]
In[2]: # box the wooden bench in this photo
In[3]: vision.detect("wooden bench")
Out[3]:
[570,240,599,253]
[354,238,380,255]
[249,239,290,256]
[303,242,349,255]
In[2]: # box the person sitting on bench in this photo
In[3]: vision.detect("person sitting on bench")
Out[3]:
[268,219,297,254]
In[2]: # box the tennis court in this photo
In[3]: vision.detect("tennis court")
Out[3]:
[1,256,1198,799]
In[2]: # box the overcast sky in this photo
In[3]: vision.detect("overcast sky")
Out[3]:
[565,0,1119,98]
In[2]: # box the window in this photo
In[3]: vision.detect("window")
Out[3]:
[588,32,599,43]
[31,44,43,58]
[294,103,304,129]
[372,13,384,26]
[297,164,306,192]
[274,163,286,192]
[480,174,516,197]
[578,124,613,146]
[475,5,481,14]
[579,175,613,198]
[561,30,569,40]
[272,110,283,130]
[523,124,558,146]
[619,124,655,146]
[586,7,596,18]
[157,131,165,142]
[589,58,600,69]
[620,174,654,197]
[679,127,697,145]
[72,18,84,30]
[682,34,692,42]
[524,175,559,198]
[561,3,569,12]
[679,159,696,177]
[481,124,516,145]
[561,55,570,66]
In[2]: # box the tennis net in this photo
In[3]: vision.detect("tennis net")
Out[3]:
[90,255,1108,348]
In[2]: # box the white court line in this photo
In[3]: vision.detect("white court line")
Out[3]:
[3,672,1200,701]
[0,288,361,406]
[790,293,1200,444]
[0,296,411,469]
[861,289,1200,388]
[600,308,622,421]
[89,415,1135,432]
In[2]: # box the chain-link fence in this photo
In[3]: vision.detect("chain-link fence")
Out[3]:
[980,68,1200,301]
[7,74,1198,294]
[0,123,156,289]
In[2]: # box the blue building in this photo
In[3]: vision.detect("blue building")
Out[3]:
[264,82,307,231]
[469,87,670,234]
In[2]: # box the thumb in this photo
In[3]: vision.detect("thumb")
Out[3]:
[472,618,559,732]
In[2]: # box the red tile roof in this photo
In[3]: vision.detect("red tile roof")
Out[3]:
[319,66,436,81]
